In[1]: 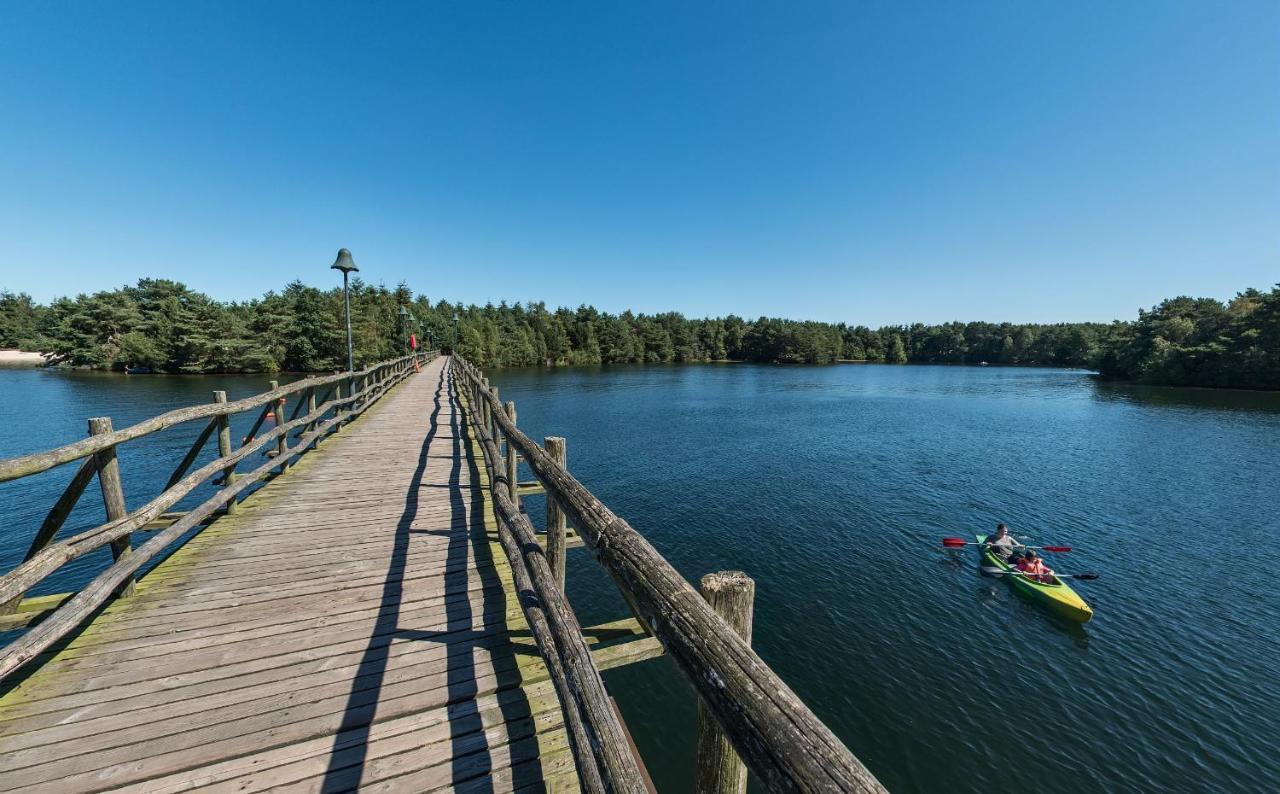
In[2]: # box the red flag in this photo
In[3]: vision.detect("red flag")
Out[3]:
[409,333,418,350]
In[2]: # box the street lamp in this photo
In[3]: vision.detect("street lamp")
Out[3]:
[397,305,413,354]
[453,311,459,350]
[331,249,359,372]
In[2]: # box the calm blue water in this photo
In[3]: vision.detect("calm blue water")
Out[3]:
[489,363,1280,793]
[1,363,1278,792]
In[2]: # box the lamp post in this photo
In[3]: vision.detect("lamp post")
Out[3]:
[331,249,359,372]
[453,311,459,351]
[398,306,411,355]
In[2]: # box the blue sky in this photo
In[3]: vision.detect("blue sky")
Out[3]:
[1,1,1275,325]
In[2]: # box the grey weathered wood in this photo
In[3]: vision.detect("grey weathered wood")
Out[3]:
[0,355,420,483]
[330,380,345,436]
[89,417,135,599]
[287,386,313,423]
[1,458,97,614]
[0,358,571,793]
[468,380,645,794]
[458,356,885,793]
[0,362,423,681]
[214,391,237,515]
[490,386,500,444]
[696,571,755,794]
[25,458,98,563]
[544,436,568,589]
[0,358,422,612]
[504,402,518,503]
[269,381,288,471]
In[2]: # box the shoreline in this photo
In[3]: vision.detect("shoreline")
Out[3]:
[0,350,47,368]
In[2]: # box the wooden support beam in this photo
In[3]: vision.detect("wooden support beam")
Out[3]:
[163,419,217,491]
[0,592,75,632]
[696,571,755,794]
[538,531,584,551]
[270,381,287,472]
[213,391,237,515]
[504,401,518,504]
[516,480,545,497]
[544,436,568,589]
[89,417,134,599]
[1,458,97,615]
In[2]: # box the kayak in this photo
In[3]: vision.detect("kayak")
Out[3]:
[976,534,1093,623]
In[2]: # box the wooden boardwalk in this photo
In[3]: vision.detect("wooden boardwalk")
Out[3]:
[0,357,578,792]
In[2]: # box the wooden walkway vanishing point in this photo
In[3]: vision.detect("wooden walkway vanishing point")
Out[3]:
[0,352,885,793]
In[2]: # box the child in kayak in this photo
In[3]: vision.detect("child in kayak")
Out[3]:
[1016,550,1054,583]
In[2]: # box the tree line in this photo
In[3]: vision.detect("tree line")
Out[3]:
[1,279,1277,389]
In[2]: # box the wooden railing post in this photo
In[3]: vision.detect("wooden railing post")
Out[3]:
[331,380,345,435]
[696,571,755,794]
[490,386,501,448]
[213,391,237,515]
[269,381,287,471]
[545,436,568,588]
[305,389,318,450]
[88,417,135,598]
[504,402,518,503]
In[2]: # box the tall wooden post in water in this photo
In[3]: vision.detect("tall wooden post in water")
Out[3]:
[504,402,518,502]
[544,436,568,588]
[695,570,755,794]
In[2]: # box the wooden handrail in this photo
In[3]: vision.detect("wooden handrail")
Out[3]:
[0,354,422,483]
[454,363,645,793]
[0,352,437,675]
[453,355,884,793]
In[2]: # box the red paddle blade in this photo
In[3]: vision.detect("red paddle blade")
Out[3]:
[1042,545,1072,552]
[941,538,968,547]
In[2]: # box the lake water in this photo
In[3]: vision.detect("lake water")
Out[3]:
[2,364,1278,792]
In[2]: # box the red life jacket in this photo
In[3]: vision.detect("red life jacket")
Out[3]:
[1018,558,1050,582]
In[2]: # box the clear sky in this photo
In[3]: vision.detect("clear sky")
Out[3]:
[1,1,1275,326]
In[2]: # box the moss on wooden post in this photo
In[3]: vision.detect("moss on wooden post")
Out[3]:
[213,391,237,515]
[545,436,568,589]
[504,401,518,503]
[269,381,287,471]
[88,417,135,598]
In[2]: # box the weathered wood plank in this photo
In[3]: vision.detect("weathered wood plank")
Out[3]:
[0,355,570,793]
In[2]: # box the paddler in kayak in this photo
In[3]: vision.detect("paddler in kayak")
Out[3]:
[982,523,1019,561]
[1016,550,1054,583]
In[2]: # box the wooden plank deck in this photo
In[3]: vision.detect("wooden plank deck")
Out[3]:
[0,357,578,792]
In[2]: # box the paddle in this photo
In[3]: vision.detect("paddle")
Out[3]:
[942,538,1072,552]
[980,566,1099,581]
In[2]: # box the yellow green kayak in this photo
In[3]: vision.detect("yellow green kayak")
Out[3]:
[976,534,1093,622]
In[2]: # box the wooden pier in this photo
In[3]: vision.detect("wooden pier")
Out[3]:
[0,354,884,792]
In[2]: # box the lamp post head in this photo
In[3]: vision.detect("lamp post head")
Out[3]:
[398,306,409,319]
[330,248,359,275]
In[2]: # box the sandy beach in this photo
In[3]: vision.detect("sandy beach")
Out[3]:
[0,350,47,367]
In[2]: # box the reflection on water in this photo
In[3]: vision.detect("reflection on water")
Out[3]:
[1091,377,1280,413]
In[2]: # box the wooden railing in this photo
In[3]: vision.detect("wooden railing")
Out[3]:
[0,351,437,677]
[451,356,885,794]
